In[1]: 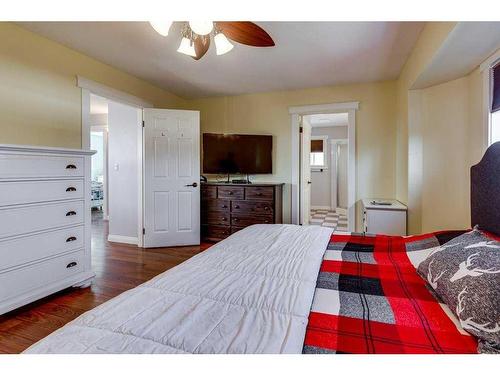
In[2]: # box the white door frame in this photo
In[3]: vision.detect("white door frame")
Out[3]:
[289,102,358,232]
[78,76,152,247]
[330,138,348,211]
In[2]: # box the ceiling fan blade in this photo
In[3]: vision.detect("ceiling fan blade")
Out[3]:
[216,22,275,47]
[192,35,210,60]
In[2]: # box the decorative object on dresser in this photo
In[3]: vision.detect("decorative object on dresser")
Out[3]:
[361,198,407,235]
[201,182,284,242]
[0,144,95,315]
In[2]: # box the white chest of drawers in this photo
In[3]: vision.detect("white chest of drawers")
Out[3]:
[361,199,407,236]
[0,144,95,314]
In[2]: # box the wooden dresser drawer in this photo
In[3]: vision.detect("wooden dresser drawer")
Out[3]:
[201,185,217,199]
[203,199,230,212]
[218,186,244,199]
[231,200,273,214]
[204,211,230,226]
[0,179,84,206]
[0,200,84,239]
[202,225,231,240]
[231,213,273,227]
[0,249,85,301]
[0,153,84,179]
[0,225,84,271]
[245,186,274,201]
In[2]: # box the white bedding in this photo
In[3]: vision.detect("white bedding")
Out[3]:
[25,224,332,354]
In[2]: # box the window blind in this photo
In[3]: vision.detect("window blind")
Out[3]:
[493,62,500,113]
[311,140,323,152]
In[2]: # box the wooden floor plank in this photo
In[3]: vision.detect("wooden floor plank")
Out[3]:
[0,210,210,354]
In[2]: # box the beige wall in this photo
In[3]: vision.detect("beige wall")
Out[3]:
[406,68,485,233]
[395,22,457,209]
[0,23,185,148]
[186,81,398,225]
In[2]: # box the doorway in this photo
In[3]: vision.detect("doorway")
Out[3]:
[289,102,358,232]
[89,94,143,246]
[80,77,201,248]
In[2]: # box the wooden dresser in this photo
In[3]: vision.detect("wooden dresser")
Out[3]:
[201,182,284,242]
[0,144,95,315]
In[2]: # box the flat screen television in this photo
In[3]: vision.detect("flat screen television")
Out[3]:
[203,133,272,174]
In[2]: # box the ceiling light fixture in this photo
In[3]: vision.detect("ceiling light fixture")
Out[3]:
[188,21,214,36]
[177,37,197,57]
[149,21,173,37]
[149,21,275,60]
[214,32,234,55]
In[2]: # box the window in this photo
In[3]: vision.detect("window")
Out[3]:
[490,62,500,145]
[310,137,327,168]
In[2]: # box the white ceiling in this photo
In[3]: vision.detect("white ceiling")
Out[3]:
[412,22,500,89]
[308,113,348,127]
[19,22,424,99]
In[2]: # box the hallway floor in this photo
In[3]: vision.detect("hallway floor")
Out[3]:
[310,208,348,232]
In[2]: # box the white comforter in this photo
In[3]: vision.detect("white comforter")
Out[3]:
[25,224,332,354]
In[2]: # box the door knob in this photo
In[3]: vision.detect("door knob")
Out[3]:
[185,182,198,187]
[307,181,312,184]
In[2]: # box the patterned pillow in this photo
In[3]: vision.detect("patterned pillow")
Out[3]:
[417,229,500,353]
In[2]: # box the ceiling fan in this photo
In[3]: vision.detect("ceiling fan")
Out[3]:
[149,21,275,60]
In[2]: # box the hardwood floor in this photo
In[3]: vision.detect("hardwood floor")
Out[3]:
[0,210,211,354]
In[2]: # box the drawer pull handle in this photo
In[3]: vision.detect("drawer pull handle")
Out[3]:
[234,205,240,209]
[222,205,227,208]
[66,236,77,242]
[222,217,227,221]
[66,211,77,216]
[234,218,239,222]
[228,191,233,195]
[66,187,77,192]
[257,192,263,196]
[66,261,77,268]
[264,206,269,210]
[66,164,77,169]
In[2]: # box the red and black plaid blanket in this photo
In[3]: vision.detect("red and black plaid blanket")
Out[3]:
[303,231,478,354]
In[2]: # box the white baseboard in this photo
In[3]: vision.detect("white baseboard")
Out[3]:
[107,235,138,245]
[311,205,332,210]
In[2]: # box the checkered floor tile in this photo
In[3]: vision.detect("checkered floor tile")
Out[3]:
[310,209,348,232]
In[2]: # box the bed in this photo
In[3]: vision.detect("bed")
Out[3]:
[24,143,500,354]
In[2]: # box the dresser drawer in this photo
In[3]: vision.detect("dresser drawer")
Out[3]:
[0,179,84,206]
[0,225,84,271]
[245,186,274,201]
[203,199,230,212]
[0,249,85,301]
[201,185,217,199]
[0,201,84,239]
[0,154,84,179]
[202,225,231,240]
[231,213,273,227]
[231,200,274,214]
[218,186,244,199]
[204,211,230,226]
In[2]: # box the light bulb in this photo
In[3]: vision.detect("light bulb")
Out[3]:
[188,21,214,36]
[177,37,197,57]
[214,33,234,55]
[149,21,173,36]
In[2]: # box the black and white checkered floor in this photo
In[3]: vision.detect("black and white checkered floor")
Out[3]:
[310,209,348,232]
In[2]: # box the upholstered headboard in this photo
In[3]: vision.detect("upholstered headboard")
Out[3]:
[471,141,500,235]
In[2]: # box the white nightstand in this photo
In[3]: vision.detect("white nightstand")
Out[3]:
[361,199,407,235]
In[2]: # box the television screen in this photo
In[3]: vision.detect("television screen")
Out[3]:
[203,133,272,174]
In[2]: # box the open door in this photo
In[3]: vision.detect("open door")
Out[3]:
[143,109,200,247]
[300,116,312,225]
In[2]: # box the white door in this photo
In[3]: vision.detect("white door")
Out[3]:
[143,109,200,247]
[300,116,312,225]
